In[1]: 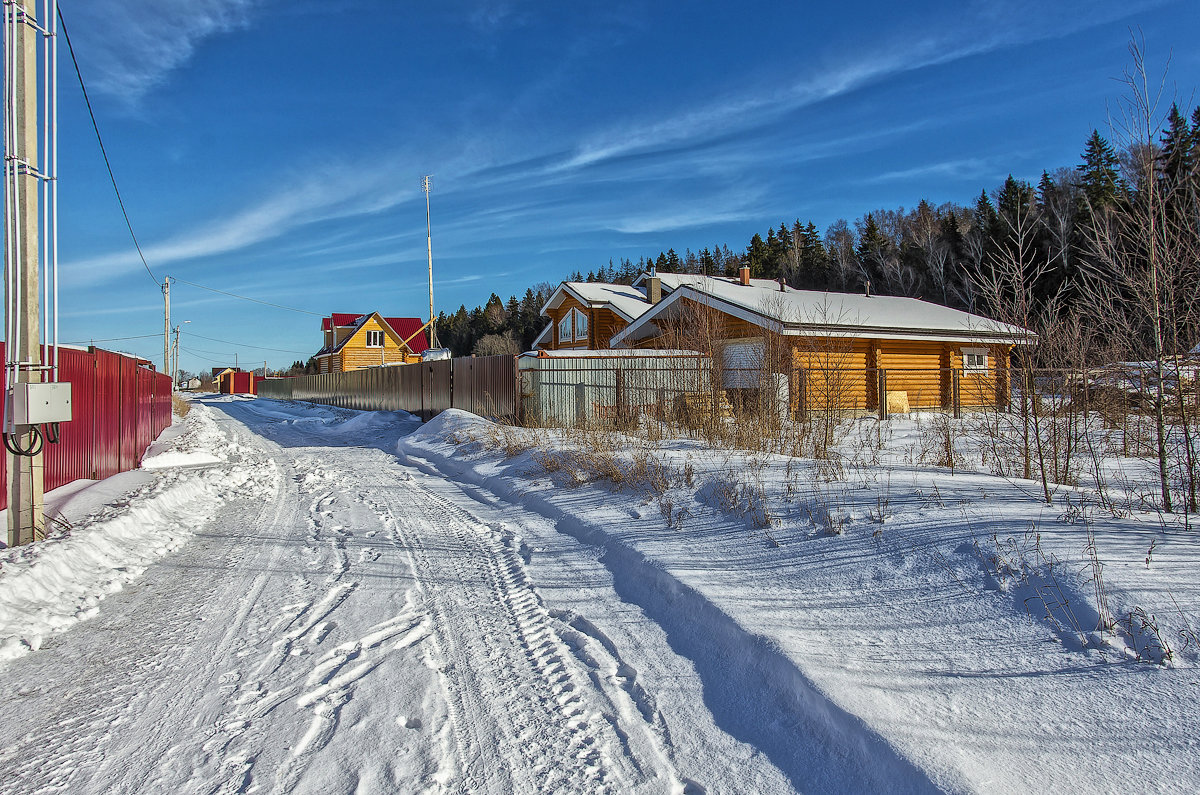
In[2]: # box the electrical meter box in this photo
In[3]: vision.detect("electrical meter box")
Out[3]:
[8,382,73,425]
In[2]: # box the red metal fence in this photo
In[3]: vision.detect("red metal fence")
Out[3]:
[1,344,173,510]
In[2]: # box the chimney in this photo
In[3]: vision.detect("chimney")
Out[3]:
[739,265,750,286]
[648,276,662,305]
[778,277,785,293]
[865,279,871,298]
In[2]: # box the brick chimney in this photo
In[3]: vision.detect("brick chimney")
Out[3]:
[739,265,750,286]
[647,276,662,305]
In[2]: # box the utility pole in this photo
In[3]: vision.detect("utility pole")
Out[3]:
[162,276,169,384]
[4,3,46,546]
[422,175,438,348]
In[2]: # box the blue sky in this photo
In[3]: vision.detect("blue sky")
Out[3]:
[51,0,1200,374]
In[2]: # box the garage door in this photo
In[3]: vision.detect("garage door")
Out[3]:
[722,339,764,388]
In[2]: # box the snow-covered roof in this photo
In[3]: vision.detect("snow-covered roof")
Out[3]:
[540,282,654,323]
[635,271,801,294]
[519,348,703,359]
[612,277,1032,347]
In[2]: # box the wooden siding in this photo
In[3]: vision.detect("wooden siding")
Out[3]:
[546,296,590,350]
[327,316,423,373]
[792,338,871,412]
[878,340,944,408]
[593,308,627,349]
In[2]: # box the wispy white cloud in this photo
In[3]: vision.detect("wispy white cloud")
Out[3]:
[551,2,1164,176]
[862,158,998,185]
[65,0,260,103]
[63,162,420,284]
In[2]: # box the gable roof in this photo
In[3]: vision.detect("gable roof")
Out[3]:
[540,282,655,323]
[315,313,430,356]
[321,313,363,332]
[611,275,1032,347]
[384,317,430,354]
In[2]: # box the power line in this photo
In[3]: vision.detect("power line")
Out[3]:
[179,346,241,365]
[173,278,323,316]
[185,331,312,355]
[62,333,161,344]
[180,343,234,357]
[58,7,159,288]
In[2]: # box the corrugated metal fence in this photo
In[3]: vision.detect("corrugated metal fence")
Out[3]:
[257,355,520,421]
[1,344,173,510]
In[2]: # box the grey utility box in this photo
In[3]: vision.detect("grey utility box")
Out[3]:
[8,382,73,425]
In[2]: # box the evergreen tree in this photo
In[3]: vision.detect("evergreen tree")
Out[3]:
[746,233,770,277]
[1077,130,1124,211]
[1158,103,1193,189]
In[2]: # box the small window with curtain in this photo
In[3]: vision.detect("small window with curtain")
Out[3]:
[962,348,988,374]
[365,330,384,347]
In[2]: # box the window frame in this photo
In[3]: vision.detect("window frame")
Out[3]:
[574,308,589,343]
[365,329,385,348]
[962,347,989,374]
[558,313,574,344]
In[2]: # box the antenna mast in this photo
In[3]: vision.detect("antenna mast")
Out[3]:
[422,175,438,348]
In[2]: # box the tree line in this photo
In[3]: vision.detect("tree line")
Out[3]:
[430,95,1198,368]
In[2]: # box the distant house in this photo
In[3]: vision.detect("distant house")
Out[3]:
[314,312,430,373]
[212,368,256,395]
[536,268,1032,412]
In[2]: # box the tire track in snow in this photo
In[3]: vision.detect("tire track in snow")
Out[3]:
[353,468,679,794]
[191,451,440,794]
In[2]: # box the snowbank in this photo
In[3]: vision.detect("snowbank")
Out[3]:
[0,404,274,665]
[400,408,1200,792]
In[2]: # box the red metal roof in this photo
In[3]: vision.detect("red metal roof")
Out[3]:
[385,317,429,353]
[317,313,429,356]
[322,313,363,332]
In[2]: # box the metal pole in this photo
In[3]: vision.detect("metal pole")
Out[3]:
[422,175,437,348]
[162,277,169,382]
[5,2,44,545]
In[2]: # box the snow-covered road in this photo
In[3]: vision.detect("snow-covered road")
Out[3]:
[0,398,821,794]
[8,396,1195,794]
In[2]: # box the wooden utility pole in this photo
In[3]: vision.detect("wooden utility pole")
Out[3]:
[5,6,44,546]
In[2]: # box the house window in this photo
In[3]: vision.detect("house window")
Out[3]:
[365,330,384,347]
[558,313,573,344]
[574,309,589,342]
[963,348,988,374]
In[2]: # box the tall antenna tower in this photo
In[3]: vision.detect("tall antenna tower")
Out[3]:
[421,175,438,348]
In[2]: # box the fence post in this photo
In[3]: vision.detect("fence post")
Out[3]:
[796,368,807,423]
[878,369,888,421]
[952,369,961,419]
[615,366,625,425]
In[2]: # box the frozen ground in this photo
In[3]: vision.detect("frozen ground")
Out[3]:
[0,395,1196,793]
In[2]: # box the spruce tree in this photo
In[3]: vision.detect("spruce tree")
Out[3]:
[1077,130,1124,211]
[1158,103,1193,189]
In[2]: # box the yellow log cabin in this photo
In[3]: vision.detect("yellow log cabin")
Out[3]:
[536,269,1032,414]
[315,312,430,373]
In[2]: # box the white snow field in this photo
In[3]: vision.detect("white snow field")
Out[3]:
[0,395,1197,794]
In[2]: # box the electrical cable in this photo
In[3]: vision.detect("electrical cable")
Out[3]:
[57,7,159,288]
[172,278,322,316]
[3,427,44,457]
[179,345,244,365]
[63,333,161,345]
[185,331,313,355]
[43,422,60,444]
